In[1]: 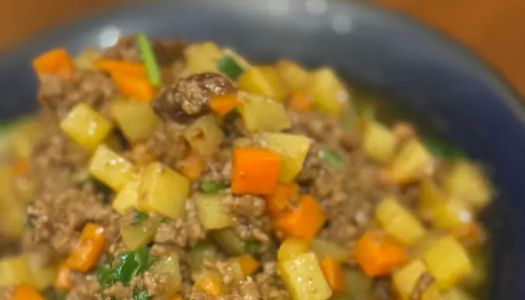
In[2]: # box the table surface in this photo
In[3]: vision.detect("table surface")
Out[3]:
[1,0,524,98]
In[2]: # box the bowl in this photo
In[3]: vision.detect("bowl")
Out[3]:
[1,0,525,298]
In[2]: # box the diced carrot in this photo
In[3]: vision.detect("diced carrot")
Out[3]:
[273,195,326,241]
[353,231,407,277]
[54,263,72,290]
[12,159,28,177]
[231,148,281,195]
[288,91,313,112]
[233,255,260,276]
[209,93,240,117]
[178,151,205,181]
[12,284,44,300]
[65,223,106,272]
[320,257,346,295]
[111,72,154,102]
[32,48,75,80]
[94,59,147,78]
[265,183,298,217]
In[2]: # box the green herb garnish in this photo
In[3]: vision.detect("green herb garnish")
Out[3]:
[200,180,228,193]
[133,291,151,300]
[136,33,161,86]
[132,210,148,225]
[115,246,152,284]
[218,56,243,80]
[243,240,260,255]
[318,149,342,169]
[96,262,118,289]
[425,138,465,160]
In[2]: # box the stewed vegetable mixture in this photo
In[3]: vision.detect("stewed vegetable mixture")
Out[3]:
[0,36,492,300]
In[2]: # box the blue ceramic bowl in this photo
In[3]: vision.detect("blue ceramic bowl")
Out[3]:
[1,0,524,298]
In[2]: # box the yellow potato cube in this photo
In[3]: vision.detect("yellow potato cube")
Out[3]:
[276,60,311,92]
[392,259,427,300]
[240,93,291,132]
[112,179,140,214]
[60,103,113,150]
[389,139,432,184]
[184,115,224,157]
[111,99,160,143]
[238,66,288,101]
[310,68,349,117]
[0,255,32,286]
[88,144,137,191]
[423,236,472,289]
[120,219,158,251]
[278,238,310,262]
[278,252,332,300]
[258,132,311,182]
[194,193,233,230]
[138,162,190,219]
[363,121,398,163]
[445,162,492,210]
[185,42,223,73]
[375,196,426,245]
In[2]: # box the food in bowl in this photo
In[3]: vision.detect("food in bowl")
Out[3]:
[0,35,491,300]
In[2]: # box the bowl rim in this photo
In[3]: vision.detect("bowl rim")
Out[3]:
[1,0,523,123]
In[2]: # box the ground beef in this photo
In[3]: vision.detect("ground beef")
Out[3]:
[153,73,234,123]
[153,199,206,248]
[141,121,189,169]
[102,36,140,62]
[37,70,116,120]
[67,273,101,300]
[153,39,187,66]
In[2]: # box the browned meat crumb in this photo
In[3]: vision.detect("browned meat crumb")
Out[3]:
[102,36,140,62]
[153,73,234,123]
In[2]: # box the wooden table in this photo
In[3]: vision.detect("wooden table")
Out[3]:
[2,0,524,98]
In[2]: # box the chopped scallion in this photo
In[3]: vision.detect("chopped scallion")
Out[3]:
[136,33,161,86]
[200,180,228,193]
[218,56,243,80]
[318,149,342,169]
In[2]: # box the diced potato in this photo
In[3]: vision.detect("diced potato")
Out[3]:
[310,239,349,262]
[363,121,398,163]
[190,241,220,277]
[445,162,491,210]
[276,60,311,92]
[419,179,447,221]
[88,144,137,191]
[0,193,25,240]
[111,99,160,143]
[465,248,487,288]
[422,236,472,289]
[195,269,225,296]
[310,68,348,117]
[389,139,432,184]
[278,238,310,262]
[120,219,158,251]
[185,42,223,73]
[151,253,182,295]
[258,132,311,182]
[8,117,43,160]
[341,268,371,300]
[210,228,245,255]
[26,252,57,290]
[60,103,113,150]
[112,179,140,214]
[74,48,101,70]
[375,196,426,245]
[137,162,190,219]
[194,193,233,230]
[444,288,475,300]
[0,255,32,286]
[431,199,473,230]
[240,93,291,132]
[184,115,224,156]
[278,252,332,300]
[238,66,288,101]
[392,259,427,300]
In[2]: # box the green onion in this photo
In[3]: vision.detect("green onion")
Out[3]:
[133,291,151,300]
[200,180,228,193]
[132,210,148,225]
[136,33,161,86]
[218,56,243,80]
[115,246,152,284]
[318,149,342,169]
[243,240,260,255]
[96,263,118,289]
